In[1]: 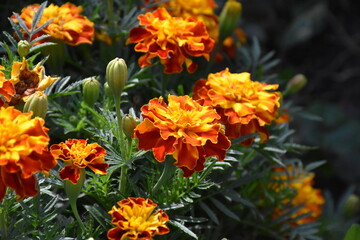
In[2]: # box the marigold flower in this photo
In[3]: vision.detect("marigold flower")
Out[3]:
[13,2,94,46]
[50,139,108,184]
[134,95,231,177]
[126,8,215,74]
[107,197,170,240]
[147,0,219,41]
[193,68,281,145]
[0,107,57,201]
[0,66,15,107]
[8,58,59,106]
[271,166,325,225]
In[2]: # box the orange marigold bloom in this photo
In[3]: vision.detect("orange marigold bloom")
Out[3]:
[13,2,94,46]
[126,8,215,74]
[0,107,57,201]
[193,68,281,145]
[147,0,219,41]
[271,166,325,225]
[134,95,231,177]
[50,139,108,184]
[0,66,15,107]
[8,58,59,106]
[108,197,170,240]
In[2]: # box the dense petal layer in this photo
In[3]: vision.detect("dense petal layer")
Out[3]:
[134,95,230,177]
[271,166,325,225]
[12,2,94,46]
[193,68,281,145]
[107,197,170,240]
[127,8,215,74]
[50,139,108,184]
[0,107,57,201]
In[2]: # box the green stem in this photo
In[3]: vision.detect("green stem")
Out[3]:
[64,169,86,231]
[107,0,115,32]
[69,197,85,231]
[152,158,175,194]
[119,165,128,194]
[114,98,123,139]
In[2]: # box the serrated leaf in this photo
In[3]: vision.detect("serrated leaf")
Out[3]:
[84,205,110,230]
[263,147,287,154]
[29,34,52,45]
[31,18,54,36]
[199,201,219,224]
[47,91,80,100]
[174,216,207,223]
[29,41,57,53]
[31,1,48,31]
[231,133,258,145]
[304,160,326,172]
[210,198,240,221]
[251,37,261,63]
[8,17,24,40]
[169,220,198,239]
[2,31,18,48]
[13,13,30,35]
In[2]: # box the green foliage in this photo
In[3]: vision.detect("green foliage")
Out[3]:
[0,0,354,240]
[344,224,360,240]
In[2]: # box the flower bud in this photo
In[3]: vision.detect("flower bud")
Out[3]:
[23,91,48,119]
[18,40,31,59]
[104,82,113,99]
[219,0,242,42]
[122,114,138,140]
[82,77,100,107]
[106,58,127,100]
[344,194,360,217]
[285,74,308,95]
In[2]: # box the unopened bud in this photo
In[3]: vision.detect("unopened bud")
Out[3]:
[18,40,30,59]
[122,114,137,140]
[106,58,127,100]
[83,77,100,107]
[285,74,307,95]
[23,91,48,119]
[344,194,360,217]
[104,82,113,99]
[219,0,242,42]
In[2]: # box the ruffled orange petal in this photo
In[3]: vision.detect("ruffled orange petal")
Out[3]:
[59,165,81,184]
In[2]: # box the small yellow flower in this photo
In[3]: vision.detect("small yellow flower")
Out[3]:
[107,197,170,240]
[9,58,59,106]
[50,139,108,184]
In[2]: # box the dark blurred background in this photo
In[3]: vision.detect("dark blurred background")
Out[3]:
[240,0,360,199]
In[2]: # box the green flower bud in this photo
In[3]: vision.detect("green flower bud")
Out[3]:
[104,82,113,99]
[23,91,48,119]
[106,57,127,100]
[82,77,100,107]
[122,114,138,140]
[284,74,308,95]
[344,194,360,217]
[18,40,31,59]
[219,0,242,42]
